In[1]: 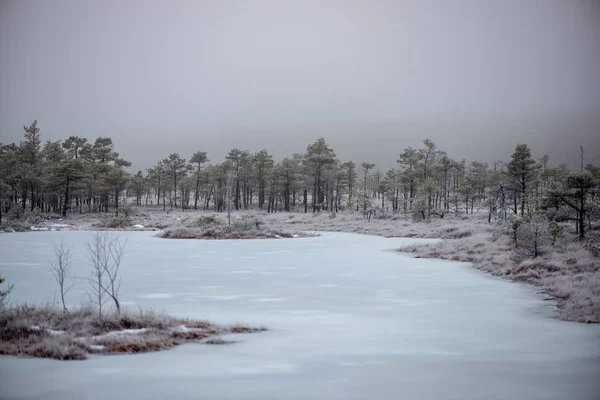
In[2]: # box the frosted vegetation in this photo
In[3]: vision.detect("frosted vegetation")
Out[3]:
[0,122,598,351]
[0,304,263,360]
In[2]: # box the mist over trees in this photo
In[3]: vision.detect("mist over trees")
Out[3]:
[1,120,598,242]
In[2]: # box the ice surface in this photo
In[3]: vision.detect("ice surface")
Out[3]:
[1,231,599,400]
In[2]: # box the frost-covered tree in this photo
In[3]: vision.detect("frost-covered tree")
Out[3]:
[163,153,187,209]
[360,162,375,212]
[253,150,274,210]
[18,121,42,211]
[397,147,422,208]
[304,139,336,212]
[130,171,146,206]
[341,161,357,208]
[508,144,538,216]
[419,138,436,180]
[515,214,549,259]
[546,172,595,239]
[105,166,129,216]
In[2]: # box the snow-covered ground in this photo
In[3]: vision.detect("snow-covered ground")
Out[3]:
[1,231,599,400]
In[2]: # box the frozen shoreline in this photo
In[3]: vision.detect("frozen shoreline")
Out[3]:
[2,207,598,323]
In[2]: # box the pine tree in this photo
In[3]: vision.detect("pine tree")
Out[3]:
[508,144,538,216]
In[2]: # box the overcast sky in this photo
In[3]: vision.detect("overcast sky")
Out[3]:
[1,0,599,171]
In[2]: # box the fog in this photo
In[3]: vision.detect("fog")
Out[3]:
[1,0,599,170]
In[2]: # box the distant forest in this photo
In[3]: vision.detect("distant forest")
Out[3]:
[1,120,598,238]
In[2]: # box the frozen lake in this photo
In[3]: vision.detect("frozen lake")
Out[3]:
[1,231,599,400]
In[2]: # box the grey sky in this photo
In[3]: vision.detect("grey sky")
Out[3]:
[1,0,599,171]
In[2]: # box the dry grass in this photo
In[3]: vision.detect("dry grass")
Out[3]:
[0,304,266,360]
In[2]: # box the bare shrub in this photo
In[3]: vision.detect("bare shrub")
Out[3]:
[86,232,127,318]
[48,241,74,311]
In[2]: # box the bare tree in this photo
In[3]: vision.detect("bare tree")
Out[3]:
[105,235,126,314]
[86,232,127,318]
[49,241,74,311]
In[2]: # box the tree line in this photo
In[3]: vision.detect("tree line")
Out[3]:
[1,120,598,239]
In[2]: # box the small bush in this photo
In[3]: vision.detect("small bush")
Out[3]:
[549,220,564,245]
[24,208,47,225]
[195,215,222,227]
[101,215,132,228]
[6,204,25,220]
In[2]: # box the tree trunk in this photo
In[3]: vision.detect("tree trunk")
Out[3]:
[304,189,308,213]
[115,187,119,216]
[520,178,526,216]
[62,176,70,217]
